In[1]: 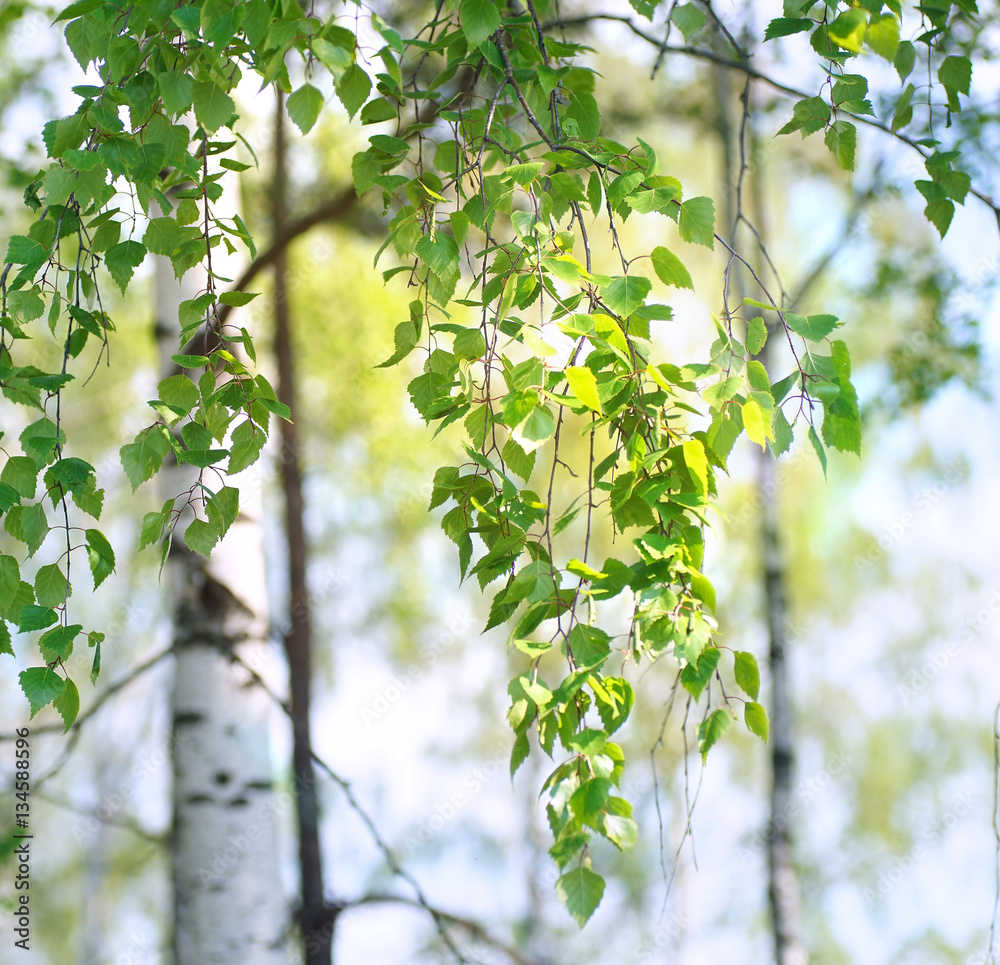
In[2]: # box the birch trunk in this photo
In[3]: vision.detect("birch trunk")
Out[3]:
[155,237,287,965]
[711,50,809,965]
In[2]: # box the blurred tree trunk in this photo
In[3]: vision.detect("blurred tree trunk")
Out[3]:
[272,91,332,963]
[712,51,808,965]
[155,228,287,965]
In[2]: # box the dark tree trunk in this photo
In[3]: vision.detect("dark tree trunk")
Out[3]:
[272,91,331,964]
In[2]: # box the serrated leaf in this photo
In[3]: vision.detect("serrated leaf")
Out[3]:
[741,398,768,449]
[53,676,79,732]
[227,419,265,474]
[745,701,770,742]
[335,64,372,119]
[680,645,720,699]
[461,0,501,49]
[678,197,715,248]
[34,563,69,608]
[824,120,856,171]
[764,17,813,39]
[671,3,706,41]
[650,246,693,290]
[734,650,760,700]
[698,707,733,760]
[193,81,235,133]
[104,240,147,294]
[120,427,170,492]
[17,605,57,633]
[599,275,651,317]
[19,667,66,719]
[556,868,605,927]
[287,83,325,135]
[184,518,220,558]
[784,312,838,341]
[564,367,603,413]
[85,529,115,588]
[939,55,971,97]
[38,623,81,662]
[1,457,37,499]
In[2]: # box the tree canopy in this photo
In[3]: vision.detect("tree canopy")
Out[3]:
[0,0,995,930]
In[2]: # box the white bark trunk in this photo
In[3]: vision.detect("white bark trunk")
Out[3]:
[154,224,287,965]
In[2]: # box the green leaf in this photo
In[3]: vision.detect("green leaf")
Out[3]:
[54,676,80,731]
[218,290,259,307]
[821,340,861,455]
[741,398,769,449]
[54,0,105,21]
[671,3,706,41]
[158,374,200,412]
[865,13,899,61]
[599,275,651,317]
[745,701,770,742]
[158,71,194,116]
[193,81,236,133]
[105,240,147,294]
[764,17,813,40]
[894,41,915,82]
[5,234,48,268]
[650,246,693,290]
[227,419,265,474]
[0,555,30,623]
[38,624,81,662]
[9,503,49,556]
[698,708,733,760]
[0,620,10,656]
[140,500,174,550]
[19,667,66,719]
[924,199,955,238]
[777,96,830,137]
[680,645,720,699]
[206,486,239,539]
[120,426,171,492]
[824,119,856,172]
[746,316,767,355]
[335,64,372,119]
[184,518,220,558]
[678,197,715,248]
[287,84,325,135]
[568,624,611,671]
[784,312,838,341]
[556,868,605,927]
[1,457,37,499]
[734,650,760,700]
[17,605,57,633]
[85,529,115,588]
[939,56,972,97]
[564,367,603,413]
[808,424,827,477]
[461,0,501,49]
[42,114,89,157]
[34,564,69,608]
[453,328,487,360]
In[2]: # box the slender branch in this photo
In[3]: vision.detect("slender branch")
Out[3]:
[339,893,547,965]
[547,12,1000,228]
